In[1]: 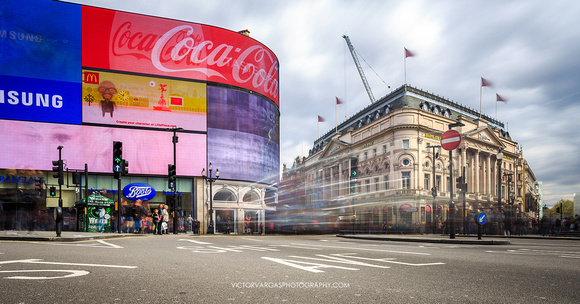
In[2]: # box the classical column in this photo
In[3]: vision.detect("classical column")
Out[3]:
[475,151,480,194]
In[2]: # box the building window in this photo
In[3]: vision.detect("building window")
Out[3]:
[384,175,389,190]
[374,178,379,192]
[384,163,390,171]
[383,145,387,154]
[373,149,377,158]
[402,159,410,166]
[364,152,368,160]
[447,177,451,192]
[403,139,409,149]
[402,172,411,189]
[425,161,430,168]
[436,175,441,191]
[424,174,430,190]
[366,179,370,192]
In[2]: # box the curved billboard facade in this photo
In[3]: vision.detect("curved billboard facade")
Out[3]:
[0,0,280,184]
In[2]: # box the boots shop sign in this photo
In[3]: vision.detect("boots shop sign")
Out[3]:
[82,6,279,105]
[123,183,156,201]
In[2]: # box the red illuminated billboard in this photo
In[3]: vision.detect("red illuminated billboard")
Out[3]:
[82,6,279,105]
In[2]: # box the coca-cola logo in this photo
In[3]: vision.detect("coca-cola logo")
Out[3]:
[109,20,279,103]
[122,183,156,201]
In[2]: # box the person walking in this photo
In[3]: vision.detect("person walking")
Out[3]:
[162,204,170,234]
[152,208,161,235]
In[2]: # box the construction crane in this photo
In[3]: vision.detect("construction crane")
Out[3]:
[342,35,375,103]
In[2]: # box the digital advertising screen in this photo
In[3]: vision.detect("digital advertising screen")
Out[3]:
[82,6,279,105]
[0,120,206,176]
[82,69,206,131]
[0,0,82,125]
[207,86,279,185]
[0,0,81,82]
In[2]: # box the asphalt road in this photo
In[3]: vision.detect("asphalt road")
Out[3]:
[1,235,579,303]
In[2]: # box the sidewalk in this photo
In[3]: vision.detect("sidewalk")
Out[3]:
[337,234,511,245]
[337,233,580,245]
[0,230,147,242]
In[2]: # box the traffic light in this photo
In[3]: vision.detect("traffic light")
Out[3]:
[456,176,463,192]
[122,159,129,176]
[350,157,358,178]
[113,141,123,179]
[34,177,43,192]
[52,160,63,185]
[49,186,57,197]
[556,207,560,214]
[168,164,176,188]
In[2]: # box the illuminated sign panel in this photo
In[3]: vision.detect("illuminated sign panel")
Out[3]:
[82,6,279,105]
[207,86,279,184]
[0,0,81,82]
[0,0,82,124]
[0,120,206,176]
[0,75,81,124]
[82,69,206,131]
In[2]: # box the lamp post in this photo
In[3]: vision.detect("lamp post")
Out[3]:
[496,150,503,235]
[428,144,441,234]
[202,163,219,234]
[170,127,183,234]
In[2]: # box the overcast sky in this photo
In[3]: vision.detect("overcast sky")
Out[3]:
[66,0,580,206]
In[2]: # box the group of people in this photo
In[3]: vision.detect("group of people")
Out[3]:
[152,204,170,235]
[120,199,170,234]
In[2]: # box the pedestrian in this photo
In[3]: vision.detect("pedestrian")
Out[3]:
[162,204,170,234]
[133,199,145,233]
[152,208,161,235]
[186,213,193,234]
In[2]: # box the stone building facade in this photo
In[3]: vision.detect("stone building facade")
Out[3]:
[281,85,540,234]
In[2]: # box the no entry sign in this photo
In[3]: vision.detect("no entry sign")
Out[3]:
[441,130,461,150]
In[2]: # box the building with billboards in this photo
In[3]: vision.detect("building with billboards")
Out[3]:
[0,0,279,234]
[281,84,538,235]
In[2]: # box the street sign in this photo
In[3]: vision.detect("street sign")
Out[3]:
[477,212,487,225]
[113,164,122,172]
[441,129,461,151]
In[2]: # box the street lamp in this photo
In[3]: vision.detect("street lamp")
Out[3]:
[428,144,441,234]
[202,162,219,234]
[496,150,504,235]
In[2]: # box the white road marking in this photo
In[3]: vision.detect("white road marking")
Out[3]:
[0,269,90,280]
[288,254,391,269]
[270,245,323,250]
[0,259,137,280]
[241,238,263,242]
[32,240,123,249]
[291,243,431,255]
[261,257,359,273]
[179,239,212,245]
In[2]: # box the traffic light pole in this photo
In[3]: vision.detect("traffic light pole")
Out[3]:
[56,146,63,237]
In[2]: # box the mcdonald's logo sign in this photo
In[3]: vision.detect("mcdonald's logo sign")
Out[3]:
[83,72,99,84]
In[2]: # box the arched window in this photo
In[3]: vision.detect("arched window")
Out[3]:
[213,189,236,202]
[243,191,260,204]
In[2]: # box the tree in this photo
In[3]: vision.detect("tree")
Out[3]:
[549,199,574,216]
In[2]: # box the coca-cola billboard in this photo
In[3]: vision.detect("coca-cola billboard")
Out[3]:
[82,6,279,105]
